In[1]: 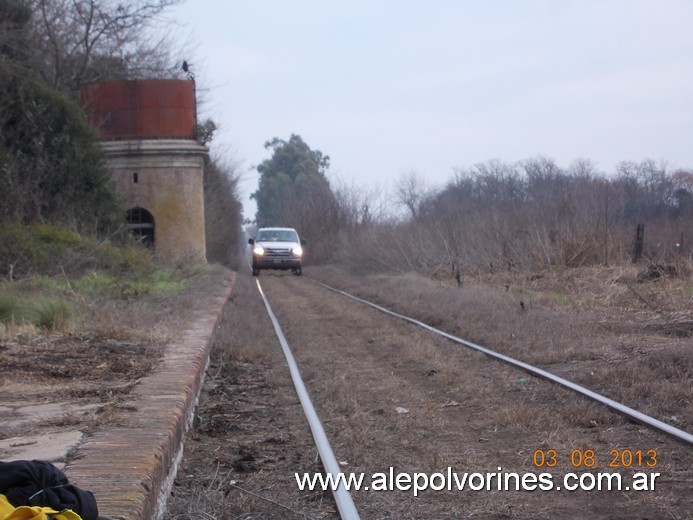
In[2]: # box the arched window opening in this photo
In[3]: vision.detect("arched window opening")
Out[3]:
[126,207,155,247]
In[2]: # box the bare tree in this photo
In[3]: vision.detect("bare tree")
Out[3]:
[342,156,693,276]
[204,155,243,269]
[26,0,180,97]
[395,169,432,219]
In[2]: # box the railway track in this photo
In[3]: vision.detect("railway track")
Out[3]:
[255,279,361,519]
[311,279,693,447]
[170,271,693,519]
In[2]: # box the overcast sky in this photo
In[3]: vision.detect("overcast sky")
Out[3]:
[168,0,693,219]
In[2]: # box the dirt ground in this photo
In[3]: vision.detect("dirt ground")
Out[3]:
[1,264,690,518]
[167,268,692,519]
[0,266,224,460]
[0,334,159,441]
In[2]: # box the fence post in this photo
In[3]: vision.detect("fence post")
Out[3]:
[632,223,644,263]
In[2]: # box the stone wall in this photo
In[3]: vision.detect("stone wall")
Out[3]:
[102,140,208,262]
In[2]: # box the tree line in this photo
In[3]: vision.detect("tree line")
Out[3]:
[385,157,692,275]
[252,135,692,275]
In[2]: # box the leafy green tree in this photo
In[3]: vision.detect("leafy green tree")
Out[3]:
[251,134,331,227]
[0,1,121,232]
[251,134,341,262]
[0,70,121,231]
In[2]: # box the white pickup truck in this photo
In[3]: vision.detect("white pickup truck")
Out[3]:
[248,227,305,276]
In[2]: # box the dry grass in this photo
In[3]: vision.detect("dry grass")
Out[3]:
[168,268,692,519]
[210,294,275,369]
[0,322,39,341]
[309,263,693,435]
[167,271,339,519]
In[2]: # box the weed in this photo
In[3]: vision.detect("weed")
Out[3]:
[561,400,618,429]
[34,298,74,331]
[24,276,64,292]
[497,403,543,429]
[0,223,193,334]
[0,222,157,280]
[0,291,22,324]
[72,272,115,294]
[549,293,578,306]
[0,289,73,331]
[309,264,693,444]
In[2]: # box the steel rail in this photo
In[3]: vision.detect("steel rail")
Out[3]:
[254,279,361,520]
[313,280,693,447]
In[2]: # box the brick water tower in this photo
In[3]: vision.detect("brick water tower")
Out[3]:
[81,79,207,261]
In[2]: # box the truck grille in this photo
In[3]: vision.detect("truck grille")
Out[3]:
[265,247,291,258]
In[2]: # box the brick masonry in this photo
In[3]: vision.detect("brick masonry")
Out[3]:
[101,139,208,263]
[64,271,236,520]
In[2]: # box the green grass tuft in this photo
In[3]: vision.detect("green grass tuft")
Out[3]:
[0,291,73,331]
[33,298,74,331]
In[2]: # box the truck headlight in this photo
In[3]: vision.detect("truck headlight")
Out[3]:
[292,246,303,257]
[253,246,265,256]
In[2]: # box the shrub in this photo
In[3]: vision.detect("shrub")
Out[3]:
[0,68,122,232]
[0,290,73,331]
[0,292,22,325]
[33,298,74,331]
[0,222,155,279]
[203,156,243,269]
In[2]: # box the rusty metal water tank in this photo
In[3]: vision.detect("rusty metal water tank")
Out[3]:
[80,79,197,140]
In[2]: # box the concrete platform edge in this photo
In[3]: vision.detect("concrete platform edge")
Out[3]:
[64,269,235,520]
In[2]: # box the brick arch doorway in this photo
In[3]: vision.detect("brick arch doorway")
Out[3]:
[126,207,155,247]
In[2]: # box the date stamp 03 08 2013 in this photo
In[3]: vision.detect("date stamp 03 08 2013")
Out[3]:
[532,449,658,469]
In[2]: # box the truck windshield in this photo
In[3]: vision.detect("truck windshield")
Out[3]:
[257,230,298,242]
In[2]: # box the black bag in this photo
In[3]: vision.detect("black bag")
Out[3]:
[0,460,98,520]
